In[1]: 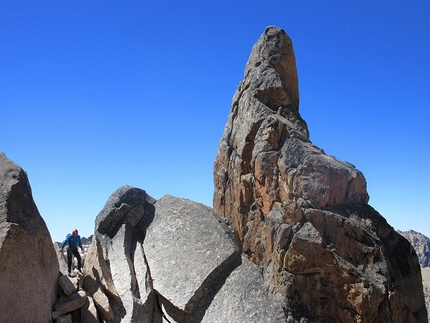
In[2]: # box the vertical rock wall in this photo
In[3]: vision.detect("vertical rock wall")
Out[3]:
[213,26,427,322]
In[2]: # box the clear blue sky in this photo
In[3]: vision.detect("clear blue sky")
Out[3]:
[1,1,429,242]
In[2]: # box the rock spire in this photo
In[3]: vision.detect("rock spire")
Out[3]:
[213,26,427,322]
[0,25,427,323]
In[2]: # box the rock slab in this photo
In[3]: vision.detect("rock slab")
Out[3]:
[144,194,240,315]
[54,290,88,315]
[59,274,77,296]
[200,256,285,323]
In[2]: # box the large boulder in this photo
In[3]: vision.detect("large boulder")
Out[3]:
[0,152,59,322]
[85,186,286,322]
[84,185,156,323]
[144,194,240,321]
[213,26,427,322]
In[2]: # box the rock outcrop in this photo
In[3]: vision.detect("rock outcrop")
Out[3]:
[83,186,285,322]
[399,230,430,268]
[84,185,156,323]
[52,274,100,323]
[423,267,430,323]
[0,152,59,322]
[213,26,427,322]
[399,230,430,322]
[1,26,428,323]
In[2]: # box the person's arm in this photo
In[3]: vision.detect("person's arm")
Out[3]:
[60,234,71,252]
[78,236,83,250]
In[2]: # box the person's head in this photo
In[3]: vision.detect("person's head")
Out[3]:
[72,229,78,237]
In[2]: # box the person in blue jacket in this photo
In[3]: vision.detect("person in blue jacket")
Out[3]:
[60,229,84,275]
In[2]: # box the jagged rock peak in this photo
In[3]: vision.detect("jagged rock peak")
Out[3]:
[245,26,300,112]
[214,26,369,249]
[399,230,430,268]
[213,27,427,322]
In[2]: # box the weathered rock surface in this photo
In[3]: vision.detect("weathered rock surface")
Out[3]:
[144,194,240,316]
[422,267,430,323]
[59,275,78,296]
[84,274,114,322]
[51,271,104,322]
[0,153,134,323]
[84,185,156,323]
[399,230,430,322]
[213,26,427,322]
[54,290,88,315]
[199,256,285,323]
[56,314,72,323]
[0,152,59,323]
[84,186,286,322]
[399,230,430,268]
[56,242,70,275]
[81,295,99,323]
[2,26,428,323]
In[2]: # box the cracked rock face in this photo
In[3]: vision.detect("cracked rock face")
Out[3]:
[213,26,427,322]
[144,195,240,315]
[85,187,285,322]
[399,230,430,268]
[84,185,156,323]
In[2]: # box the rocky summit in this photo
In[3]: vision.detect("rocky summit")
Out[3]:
[213,26,427,322]
[0,26,428,323]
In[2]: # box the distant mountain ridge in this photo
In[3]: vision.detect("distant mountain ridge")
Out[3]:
[398,230,430,268]
[55,235,93,247]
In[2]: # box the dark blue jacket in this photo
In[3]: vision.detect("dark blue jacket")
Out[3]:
[61,234,83,250]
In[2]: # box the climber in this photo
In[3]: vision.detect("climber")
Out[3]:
[60,229,84,275]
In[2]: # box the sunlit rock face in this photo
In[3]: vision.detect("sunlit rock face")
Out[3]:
[0,152,59,322]
[84,187,285,323]
[213,26,427,322]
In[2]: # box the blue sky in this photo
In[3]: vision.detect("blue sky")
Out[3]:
[1,1,429,242]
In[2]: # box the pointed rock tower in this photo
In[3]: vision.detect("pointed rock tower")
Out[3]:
[214,26,427,322]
